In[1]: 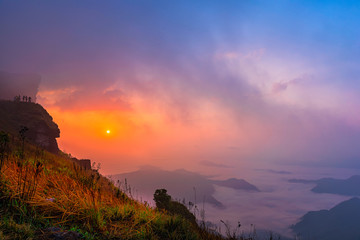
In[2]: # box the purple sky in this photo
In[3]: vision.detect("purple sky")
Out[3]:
[1,1,360,174]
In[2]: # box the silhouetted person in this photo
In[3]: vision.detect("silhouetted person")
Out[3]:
[14,95,20,102]
[28,97,31,102]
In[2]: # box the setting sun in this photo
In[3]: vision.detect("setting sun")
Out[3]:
[106,130,110,134]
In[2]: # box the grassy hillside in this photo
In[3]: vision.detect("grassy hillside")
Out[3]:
[0,132,226,240]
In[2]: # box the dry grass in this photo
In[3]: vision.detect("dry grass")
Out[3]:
[0,142,202,239]
[0,138,270,240]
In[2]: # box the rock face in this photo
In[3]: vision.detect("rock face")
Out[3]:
[78,159,91,170]
[71,158,92,170]
[0,100,60,153]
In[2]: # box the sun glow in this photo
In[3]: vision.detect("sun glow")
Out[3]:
[106,130,111,134]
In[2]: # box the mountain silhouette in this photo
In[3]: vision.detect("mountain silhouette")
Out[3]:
[211,178,259,191]
[289,175,360,196]
[110,167,259,209]
[292,197,360,240]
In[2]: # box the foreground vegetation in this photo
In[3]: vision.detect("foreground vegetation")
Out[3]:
[0,130,229,240]
[0,129,285,240]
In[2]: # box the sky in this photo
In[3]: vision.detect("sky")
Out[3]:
[1,0,360,175]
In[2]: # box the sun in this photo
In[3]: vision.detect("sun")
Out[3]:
[106,130,111,134]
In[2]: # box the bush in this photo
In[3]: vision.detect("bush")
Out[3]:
[154,189,197,225]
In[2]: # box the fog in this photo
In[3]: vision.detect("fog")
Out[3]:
[203,165,359,237]
[112,165,359,237]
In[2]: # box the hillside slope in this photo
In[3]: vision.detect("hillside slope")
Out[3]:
[0,103,225,240]
[0,138,225,239]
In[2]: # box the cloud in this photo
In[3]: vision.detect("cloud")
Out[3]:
[215,49,266,61]
[37,84,132,112]
[1,1,360,172]
[272,82,288,93]
[272,75,311,94]
[0,71,41,101]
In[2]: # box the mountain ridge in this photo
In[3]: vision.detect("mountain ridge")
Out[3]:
[292,197,360,240]
[289,175,360,196]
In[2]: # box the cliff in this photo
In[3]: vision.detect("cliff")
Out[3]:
[0,100,60,153]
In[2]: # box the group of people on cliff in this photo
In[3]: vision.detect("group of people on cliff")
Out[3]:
[13,95,32,103]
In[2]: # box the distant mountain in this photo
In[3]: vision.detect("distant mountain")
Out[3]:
[111,167,224,208]
[110,167,259,209]
[255,168,292,175]
[211,178,259,191]
[288,178,317,184]
[292,197,360,240]
[0,100,60,153]
[289,175,360,196]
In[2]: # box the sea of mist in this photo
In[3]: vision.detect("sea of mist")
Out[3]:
[118,164,360,238]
